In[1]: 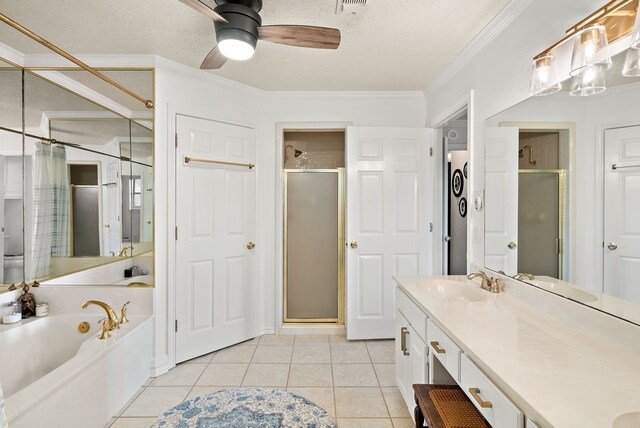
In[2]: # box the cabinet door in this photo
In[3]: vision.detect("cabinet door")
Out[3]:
[395,310,412,408]
[409,324,427,385]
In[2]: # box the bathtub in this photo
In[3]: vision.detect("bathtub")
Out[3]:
[1,314,153,428]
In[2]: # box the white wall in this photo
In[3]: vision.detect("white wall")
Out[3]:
[151,58,426,374]
[423,0,627,274]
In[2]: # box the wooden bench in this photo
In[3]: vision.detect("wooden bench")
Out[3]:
[413,384,491,428]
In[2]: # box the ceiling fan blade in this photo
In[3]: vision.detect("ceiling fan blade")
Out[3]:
[200,45,228,69]
[258,25,341,49]
[179,0,228,23]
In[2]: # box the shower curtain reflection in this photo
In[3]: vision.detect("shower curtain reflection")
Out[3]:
[31,141,70,279]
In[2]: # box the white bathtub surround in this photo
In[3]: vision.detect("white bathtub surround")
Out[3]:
[0,286,153,427]
[0,382,6,428]
[395,275,640,428]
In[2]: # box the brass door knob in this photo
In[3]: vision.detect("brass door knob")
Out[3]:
[507,241,517,249]
[246,242,256,250]
[350,242,358,249]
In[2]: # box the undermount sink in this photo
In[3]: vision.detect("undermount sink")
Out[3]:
[613,412,640,428]
[529,280,598,303]
[420,280,488,302]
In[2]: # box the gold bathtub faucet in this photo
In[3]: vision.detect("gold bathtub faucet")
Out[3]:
[81,300,119,331]
[118,246,134,257]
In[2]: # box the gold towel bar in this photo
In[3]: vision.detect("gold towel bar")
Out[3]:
[184,156,255,169]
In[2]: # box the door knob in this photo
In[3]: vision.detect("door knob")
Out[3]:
[105,224,110,228]
[444,236,452,242]
[246,242,256,250]
[350,242,358,249]
[507,241,517,249]
[607,242,618,250]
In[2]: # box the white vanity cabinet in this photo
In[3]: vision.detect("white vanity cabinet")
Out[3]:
[395,289,428,411]
[395,284,525,427]
[460,354,524,427]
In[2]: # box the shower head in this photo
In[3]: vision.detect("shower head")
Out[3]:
[284,144,304,161]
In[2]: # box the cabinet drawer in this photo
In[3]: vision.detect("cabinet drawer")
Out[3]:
[460,354,524,428]
[396,289,427,339]
[426,319,460,380]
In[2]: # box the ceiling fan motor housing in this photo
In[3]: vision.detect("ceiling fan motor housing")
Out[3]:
[214,2,263,50]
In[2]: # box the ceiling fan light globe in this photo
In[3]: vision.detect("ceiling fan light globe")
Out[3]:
[218,38,255,61]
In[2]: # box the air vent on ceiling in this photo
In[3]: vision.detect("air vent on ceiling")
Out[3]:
[336,0,368,14]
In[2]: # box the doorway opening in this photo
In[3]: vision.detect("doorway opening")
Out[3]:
[517,130,566,280]
[441,112,468,275]
[282,130,345,324]
[68,163,101,256]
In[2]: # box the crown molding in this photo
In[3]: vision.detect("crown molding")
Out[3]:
[425,0,535,97]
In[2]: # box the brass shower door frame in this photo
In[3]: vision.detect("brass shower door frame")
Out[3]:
[283,168,345,324]
[519,169,567,279]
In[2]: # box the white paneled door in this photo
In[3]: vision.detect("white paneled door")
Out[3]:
[175,115,257,363]
[104,161,122,256]
[346,127,432,340]
[604,126,640,304]
[484,127,519,275]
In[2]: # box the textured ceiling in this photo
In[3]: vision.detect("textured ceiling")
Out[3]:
[0,0,509,91]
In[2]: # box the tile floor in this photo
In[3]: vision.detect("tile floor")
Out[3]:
[106,334,412,428]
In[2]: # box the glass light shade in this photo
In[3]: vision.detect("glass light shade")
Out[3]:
[529,55,561,96]
[622,46,640,76]
[218,39,255,61]
[569,63,606,96]
[570,25,612,76]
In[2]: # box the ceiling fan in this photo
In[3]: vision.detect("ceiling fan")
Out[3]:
[179,0,342,69]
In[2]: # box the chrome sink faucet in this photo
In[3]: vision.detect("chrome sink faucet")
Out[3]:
[82,300,119,331]
[467,271,502,293]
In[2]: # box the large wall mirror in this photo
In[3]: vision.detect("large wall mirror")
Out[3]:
[0,60,154,292]
[484,49,640,325]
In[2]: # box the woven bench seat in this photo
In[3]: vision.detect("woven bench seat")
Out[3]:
[413,384,491,428]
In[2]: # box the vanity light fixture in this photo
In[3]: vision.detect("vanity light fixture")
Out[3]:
[622,6,640,75]
[570,63,608,96]
[529,54,562,96]
[569,25,612,77]
[528,0,638,96]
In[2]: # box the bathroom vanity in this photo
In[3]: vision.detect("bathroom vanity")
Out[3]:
[394,275,640,428]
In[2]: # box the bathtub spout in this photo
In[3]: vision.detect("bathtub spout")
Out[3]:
[81,300,119,331]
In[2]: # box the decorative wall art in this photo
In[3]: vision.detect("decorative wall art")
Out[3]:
[458,197,467,217]
[452,169,464,197]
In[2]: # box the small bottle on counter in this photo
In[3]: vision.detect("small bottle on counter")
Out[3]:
[2,301,22,324]
[35,302,49,317]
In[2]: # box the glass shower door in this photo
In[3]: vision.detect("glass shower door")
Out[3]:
[284,169,344,323]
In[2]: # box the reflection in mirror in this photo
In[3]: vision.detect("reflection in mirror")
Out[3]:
[485,50,640,325]
[120,121,153,256]
[0,67,154,291]
[0,67,25,290]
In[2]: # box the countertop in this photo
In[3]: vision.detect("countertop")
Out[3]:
[395,275,640,428]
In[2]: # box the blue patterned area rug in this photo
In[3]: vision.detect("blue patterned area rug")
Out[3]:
[151,387,337,428]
